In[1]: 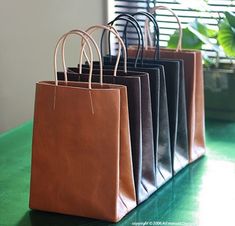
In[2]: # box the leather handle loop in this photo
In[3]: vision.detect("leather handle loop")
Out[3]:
[82,25,127,77]
[104,14,143,68]
[146,5,183,52]
[61,30,101,88]
[129,11,160,60]
[54,30,93,88]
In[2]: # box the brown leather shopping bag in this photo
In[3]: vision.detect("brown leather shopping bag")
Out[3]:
[128,6,206,163]
[159,50,205,163]
[29,30,136,222]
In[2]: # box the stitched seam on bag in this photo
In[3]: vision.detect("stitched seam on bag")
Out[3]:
[53,86,57,110]
[89,90,95,115]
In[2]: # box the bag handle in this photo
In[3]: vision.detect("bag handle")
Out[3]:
[146,5,183,52]
[82,25,127,77]
[102,14,143,68]
[123,11,161,60]
[61,29,103,87]
[108,14,143,66]
[54,30,95,89]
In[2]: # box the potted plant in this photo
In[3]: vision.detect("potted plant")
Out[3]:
[168,11,235,121]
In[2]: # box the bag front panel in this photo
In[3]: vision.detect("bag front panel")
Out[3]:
[30,82,122,222]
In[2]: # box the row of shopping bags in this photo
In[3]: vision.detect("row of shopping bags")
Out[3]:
[29,6,206,223]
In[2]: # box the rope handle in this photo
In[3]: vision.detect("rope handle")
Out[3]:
[54,30,95,89]
[145,5,182,52]
[82,25,127,77]
[61,29,102,87]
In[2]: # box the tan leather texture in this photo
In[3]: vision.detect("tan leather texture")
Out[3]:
[128,47,206,162]
[29,80,136,222]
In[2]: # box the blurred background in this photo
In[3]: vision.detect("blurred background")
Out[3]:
[0,0,106,132]
[1,0,235,132]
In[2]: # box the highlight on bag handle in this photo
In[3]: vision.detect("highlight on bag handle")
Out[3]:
[61,29,103,85]
[54,30,93,89]
[104,14,144,67]
[146,5,183,52]
[82,25,127,76]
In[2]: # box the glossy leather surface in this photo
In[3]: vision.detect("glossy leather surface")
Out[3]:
[1,119,235,226]
[30,81,136,222]
[142,60,188,174]
[127,49,190,175]
[60,68,156,204]
[131,48,206,163]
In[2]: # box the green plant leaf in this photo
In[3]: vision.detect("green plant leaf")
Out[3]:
[167,27,203,50]
[188,25,220,52]
[190,19,218,38]
[203,53,216,67]
[218,19,235,57]
[225,11,235,29]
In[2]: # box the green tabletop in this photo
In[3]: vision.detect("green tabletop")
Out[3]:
[0,120,235,226]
